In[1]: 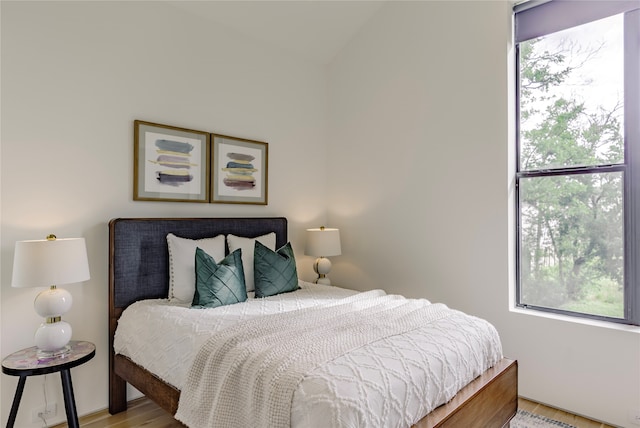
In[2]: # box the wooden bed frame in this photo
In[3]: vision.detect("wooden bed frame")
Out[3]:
[108,217,518,427]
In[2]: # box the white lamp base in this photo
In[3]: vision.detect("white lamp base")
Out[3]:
[34,287,72,318]
[313,257,333,285]
[33,286,73,356]
[35,319,72,356]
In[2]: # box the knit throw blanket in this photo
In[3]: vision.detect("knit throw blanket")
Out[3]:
[175,290,453,428]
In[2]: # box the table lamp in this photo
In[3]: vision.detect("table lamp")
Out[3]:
[305,227,341,285]
[12,235,90,356]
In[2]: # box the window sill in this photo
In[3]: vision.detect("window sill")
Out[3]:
[509,306,640,333]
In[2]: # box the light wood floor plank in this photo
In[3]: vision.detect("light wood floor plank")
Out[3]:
[51,398,182,428]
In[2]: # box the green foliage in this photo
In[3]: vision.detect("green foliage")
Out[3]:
[560,277,624,318]
[518,38,624,317]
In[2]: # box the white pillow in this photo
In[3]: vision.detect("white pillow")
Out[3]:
[167,233,225,303]
[227,233,276,292]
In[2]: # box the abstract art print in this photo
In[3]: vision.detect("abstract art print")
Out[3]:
[134,121,210,202]
[211,134,268,205]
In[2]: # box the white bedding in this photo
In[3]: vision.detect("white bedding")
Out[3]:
[114,281,503,428]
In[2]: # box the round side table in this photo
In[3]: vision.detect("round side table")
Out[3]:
[2,340,95,428]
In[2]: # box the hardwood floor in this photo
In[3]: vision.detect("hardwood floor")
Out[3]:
[50,397,616,428]
[518,398,616,428]
[51,398,183,428]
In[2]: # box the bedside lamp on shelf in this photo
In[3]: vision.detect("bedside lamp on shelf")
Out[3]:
[305,227,341,285]
[12,235,90,357]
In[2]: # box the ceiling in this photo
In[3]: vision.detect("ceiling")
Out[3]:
[165,1,388,65]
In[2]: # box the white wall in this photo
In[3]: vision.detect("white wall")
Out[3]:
[327,2,640,428]
[3,1,639,428]
[0,2,328,426]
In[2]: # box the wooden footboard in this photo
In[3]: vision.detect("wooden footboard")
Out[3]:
[413,358,518,428]
[109,353,517,427]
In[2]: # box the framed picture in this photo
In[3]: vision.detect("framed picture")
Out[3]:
[211,134,268,205]
[134,120,210,202]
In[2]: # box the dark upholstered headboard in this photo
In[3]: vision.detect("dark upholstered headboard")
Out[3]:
[109,217,288,311]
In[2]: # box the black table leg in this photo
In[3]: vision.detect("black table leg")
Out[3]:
[60,369,79,428]
[6,375,26,428]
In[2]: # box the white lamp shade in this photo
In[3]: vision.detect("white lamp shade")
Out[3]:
[12,237,90,288]
[305,228,341,257]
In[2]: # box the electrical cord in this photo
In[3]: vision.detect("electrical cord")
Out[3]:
[39,375,49,428]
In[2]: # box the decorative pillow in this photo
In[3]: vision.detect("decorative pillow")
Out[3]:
[227,232,276,292]
[167,233,225,303]
[254,240,299,298]
[192,248,247,308]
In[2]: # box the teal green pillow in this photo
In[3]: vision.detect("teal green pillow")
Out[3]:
[192,248,247,308]
[254,241,299,298]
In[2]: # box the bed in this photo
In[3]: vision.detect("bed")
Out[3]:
[108,217,517,427]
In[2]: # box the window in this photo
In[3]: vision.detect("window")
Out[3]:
[514,0,640,325]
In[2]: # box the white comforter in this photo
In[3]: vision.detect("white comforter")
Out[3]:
[114,281,503,428]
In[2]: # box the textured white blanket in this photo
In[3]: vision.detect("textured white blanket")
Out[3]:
[175,290,455,428]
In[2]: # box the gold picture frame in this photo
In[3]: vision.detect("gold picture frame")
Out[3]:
[134,120,210,202]
[211,134,268,205]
